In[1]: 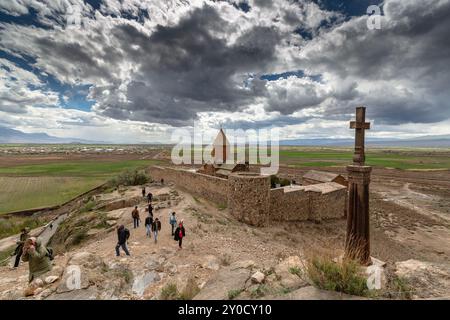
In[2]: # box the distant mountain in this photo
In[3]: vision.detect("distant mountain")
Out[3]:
[280,135,450,148]
[0,126,96,144]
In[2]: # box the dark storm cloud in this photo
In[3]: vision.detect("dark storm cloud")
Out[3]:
[93,5,281,125]
[296,0,450,124]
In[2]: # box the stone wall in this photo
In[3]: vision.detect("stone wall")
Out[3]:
[148,166,228,205]
[269,187,310,221]
[148,166,346,226]
[228,173,270,226]
[268,183,346,222]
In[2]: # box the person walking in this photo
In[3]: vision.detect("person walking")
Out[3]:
[145,214,154,238]
[151,218,161,244]
[131,206,140,229]
[21,237,53,283]
[147,192,153,204]
[142,186,146,198]
[174,220,186,249]
[148,204,153,217]
[115,225,130,256]
[13,227,30,268]
[169,212,177,236]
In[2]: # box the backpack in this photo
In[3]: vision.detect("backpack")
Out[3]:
[46,247,54,261]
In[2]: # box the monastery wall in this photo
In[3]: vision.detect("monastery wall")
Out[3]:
[148,166,228,205]
[148,166,346,226]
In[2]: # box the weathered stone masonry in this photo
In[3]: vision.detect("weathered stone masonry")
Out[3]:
[148,166,346,226]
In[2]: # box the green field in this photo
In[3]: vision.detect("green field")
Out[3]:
[0,160,158,214]
[279,148,450,170]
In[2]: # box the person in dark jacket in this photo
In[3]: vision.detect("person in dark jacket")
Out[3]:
[147,192,153,204]
[13,227,30,268]
[174,220,186,249]
[131,206,140,229]
[151,218,161,244]
[144,214,154,238]
[142,186,146,198]
[115,225,130,256]
[148,204,153,217]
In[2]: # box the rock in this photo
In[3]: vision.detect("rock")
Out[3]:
[251,271,265,284]
[164,262,178,274]
[47,287,98,300]
[274,256,308,290]
[69,251,103,269]
[201,255,220,271]
[107,209,125,220]
[132,271,161,297]
[106,220,117,226]
[267,286,366,300]
[45,276,59,284]
[194,266,251,300]
[230,260,255,270]
[57,265,90,293]
[145,257,160,270]
[395,259,450,299]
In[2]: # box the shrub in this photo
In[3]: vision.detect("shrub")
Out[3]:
[109,169,149,187]
[220,253,231,266]
[250,284,269,298]
[178,277,200,300]
[160,283,179,300]
[227,289,243,300]
[304,253,370,297]
[270,175,291,188]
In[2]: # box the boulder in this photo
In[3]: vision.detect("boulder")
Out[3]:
[274,256,308,290]
[194,266,251,300]
[132,271,161,297]
[44,276,59,284]
[395,259,450,299]
[201,255,220,271]
[251,271,265,284]
[230,260,255,270]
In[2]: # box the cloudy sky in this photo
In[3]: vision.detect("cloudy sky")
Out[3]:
[1,0,449,143]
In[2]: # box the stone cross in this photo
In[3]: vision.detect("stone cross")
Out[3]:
[345,106,372,265]
[350,107,370,165]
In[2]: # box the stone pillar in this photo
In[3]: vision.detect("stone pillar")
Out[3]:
[228,172,270,227]
[345,165,372,265]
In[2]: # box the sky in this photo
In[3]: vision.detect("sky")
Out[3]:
[0,0,450,144]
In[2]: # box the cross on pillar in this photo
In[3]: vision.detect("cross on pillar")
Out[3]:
[345,106,372,265]
[350,107,370,165]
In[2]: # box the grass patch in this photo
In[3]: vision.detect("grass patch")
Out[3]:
[0,216,49,239]
[217,203,227,210]
[160,283,179,300]
[0,246,16,266]
[384,274,414,300]
[250,284,269,298]
[289,266,302,277]
[304,253,370,297]
[227,289,243,300]
[178,277,201,300]
[0,159,159,214]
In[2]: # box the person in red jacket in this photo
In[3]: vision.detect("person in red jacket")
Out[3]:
[174,220,186,249]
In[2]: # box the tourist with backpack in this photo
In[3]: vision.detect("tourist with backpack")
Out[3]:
[147,192,153,204]
[13,227,30,268]
[174,220,186,249]
[151,218,161,244]
[115,225,130,256]
[169,212,177,236]
[131,206,140,229]
[145,214,154,238]
[21,237,53,283]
